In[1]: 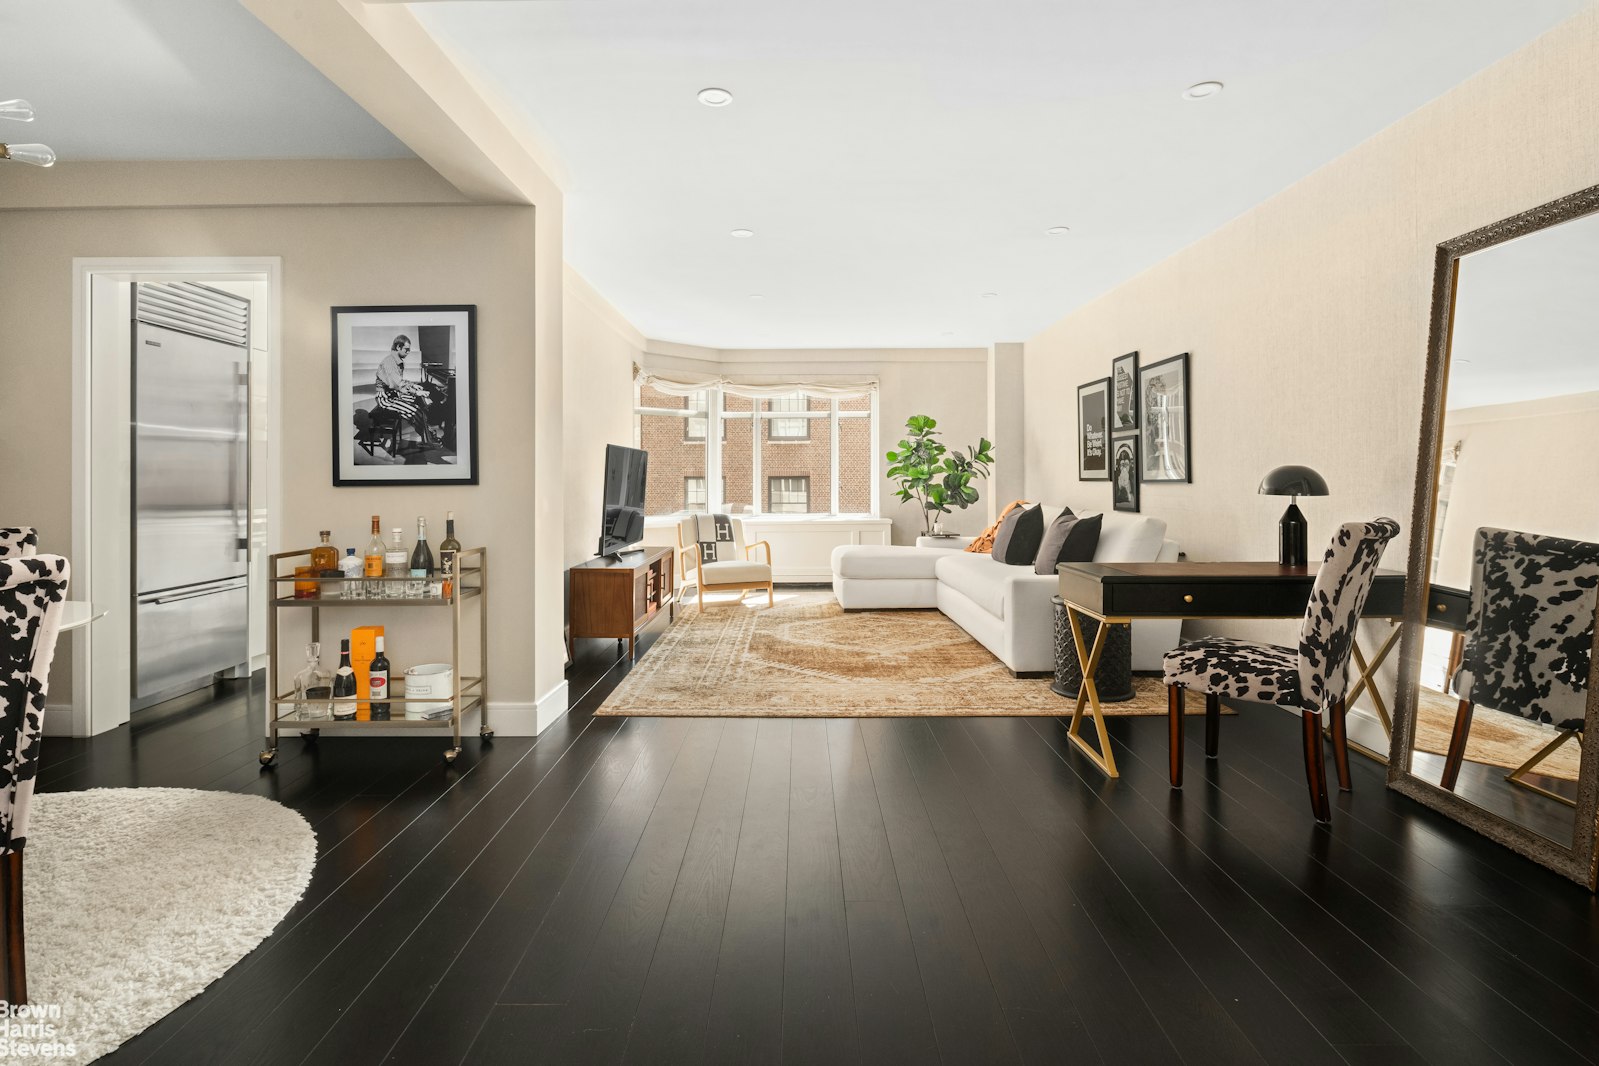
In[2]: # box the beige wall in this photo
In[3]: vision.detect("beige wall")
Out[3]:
[1436,392,1599,588]
[642,344,992,545]
[1023,8,1599,644]
[0,161,565,723]
[563,267,647,567]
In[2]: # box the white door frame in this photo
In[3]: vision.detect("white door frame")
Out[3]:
[68,257,283,737]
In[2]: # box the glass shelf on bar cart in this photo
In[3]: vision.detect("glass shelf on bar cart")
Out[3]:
[270,676,483,706]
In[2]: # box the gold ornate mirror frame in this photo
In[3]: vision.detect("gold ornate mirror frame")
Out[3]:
[1387,182,1599,889]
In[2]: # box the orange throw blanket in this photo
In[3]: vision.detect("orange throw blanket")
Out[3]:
[965,499,1029,553]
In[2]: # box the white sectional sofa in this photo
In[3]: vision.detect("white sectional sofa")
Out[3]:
[831,509,1181,675]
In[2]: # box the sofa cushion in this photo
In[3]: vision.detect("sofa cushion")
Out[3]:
[1092,513,1168,563]
[1034,511,1102,575]
[991,504,1044,565]
[831,544,944,580]
[935,552,1015,618]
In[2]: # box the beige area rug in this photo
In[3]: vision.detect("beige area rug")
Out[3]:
[1413,685,1583,781]
[599,589,1197,718]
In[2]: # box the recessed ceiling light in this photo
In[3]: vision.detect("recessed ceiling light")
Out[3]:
[941,331,955,337]
[749,294,764,300]
[1183,81,1224,100]
[730,228,755,238]
[980,292,998,299]
[1045,226,1070,236]
[697,87,733,107]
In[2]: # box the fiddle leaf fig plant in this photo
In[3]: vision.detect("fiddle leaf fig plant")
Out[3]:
[885,415,996,536]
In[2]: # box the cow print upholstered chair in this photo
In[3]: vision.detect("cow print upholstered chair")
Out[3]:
[0,552,70,1002]
[0,528,37,559]
[1440,528,1599,800]
[1164,519,1401,821]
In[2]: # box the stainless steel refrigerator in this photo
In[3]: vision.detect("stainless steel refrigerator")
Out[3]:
[132,282,251,706]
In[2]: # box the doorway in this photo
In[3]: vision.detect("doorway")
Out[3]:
[67,258,281,738]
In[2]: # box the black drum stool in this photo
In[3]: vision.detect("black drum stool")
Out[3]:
[1051,595,1136,702]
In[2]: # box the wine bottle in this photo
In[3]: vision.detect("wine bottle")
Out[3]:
[332,638,357,720]
[369,636,391,720]
[439,511,461,598]
[410,516,434,597]
[364,516,385,597]
[384,527,408,598]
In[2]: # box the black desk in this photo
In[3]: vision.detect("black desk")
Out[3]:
[1056,561,1407,778]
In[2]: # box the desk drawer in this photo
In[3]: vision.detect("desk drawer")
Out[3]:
[1107,580,1314,618]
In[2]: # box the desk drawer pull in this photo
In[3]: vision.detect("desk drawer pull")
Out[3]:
[1434,603,1447,613]
[1183,594,1194,604]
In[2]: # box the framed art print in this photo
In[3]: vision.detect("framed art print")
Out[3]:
[1110,351,1140,432]
[1139,352,1191,483]
[332,305,478,486]
[1077,377,1110,480]
[1111,433,1141,513]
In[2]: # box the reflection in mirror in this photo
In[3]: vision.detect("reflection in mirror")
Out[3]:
[1408,210,1599,844]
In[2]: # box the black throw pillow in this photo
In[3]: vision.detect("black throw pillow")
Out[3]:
[991,504,1045,565]
[1034,511,1103,575]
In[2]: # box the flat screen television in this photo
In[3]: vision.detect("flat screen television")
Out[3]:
[598,444,648,557]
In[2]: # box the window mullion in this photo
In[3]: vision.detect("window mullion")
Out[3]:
[830,399,840,515]
[707,387,723,513]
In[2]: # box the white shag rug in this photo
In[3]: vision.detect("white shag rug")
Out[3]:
[20,788,316,1064]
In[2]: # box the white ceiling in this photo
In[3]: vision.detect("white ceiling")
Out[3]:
[1,0,410,160]
[414,0,1588,349]
[1448,208,1599,410]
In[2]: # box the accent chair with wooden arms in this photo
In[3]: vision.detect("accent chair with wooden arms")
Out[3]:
[1439,527,1598,801]
[0,552,70,1002]
[1163,518,1401,821]
[676,515,774,610]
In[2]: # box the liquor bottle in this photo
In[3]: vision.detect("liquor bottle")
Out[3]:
[338,548,363,598]
[364,516,386,597]
[384,527,408,598]
[332,638,357,720]
[410,516,434,597]
[369,636,392,720]
[311,529,338,574]
[439,511,461,599]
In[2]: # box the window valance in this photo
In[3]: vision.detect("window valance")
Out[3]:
[634,366,878,399]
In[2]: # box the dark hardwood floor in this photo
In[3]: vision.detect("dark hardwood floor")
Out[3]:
[39,611,1599,1065]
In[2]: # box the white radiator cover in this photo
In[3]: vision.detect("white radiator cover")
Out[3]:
[643,515,893,582]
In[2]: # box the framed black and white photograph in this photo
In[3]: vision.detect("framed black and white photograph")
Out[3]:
[332,305,478,486]
[1077,377,1110,480]
[1139,352,1191,483]
[1110,351,1140,432]
[1111,433,1141,513]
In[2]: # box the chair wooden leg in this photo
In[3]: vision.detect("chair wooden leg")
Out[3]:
[1167,684,1185,787]
[1204,692,1220,758]
[1440,699,1474,791]
[1301,711,1331,823]
[767,582,774,607]
[1330,697,1351,792]
[0,851,25,1004]
[696,581,704,612]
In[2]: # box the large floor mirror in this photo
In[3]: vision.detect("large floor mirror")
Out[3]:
[1391,184,1599,888]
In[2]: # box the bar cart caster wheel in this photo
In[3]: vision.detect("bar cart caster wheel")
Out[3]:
[259,748,277,767]
[299,729,320,742]
[443,747,461,765]
[480,729,494,742]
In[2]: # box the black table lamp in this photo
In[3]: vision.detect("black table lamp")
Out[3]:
[1258,465,1329,566]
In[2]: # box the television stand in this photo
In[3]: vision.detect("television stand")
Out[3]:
[567,544,675,663]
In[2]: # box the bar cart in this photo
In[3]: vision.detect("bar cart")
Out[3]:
[262,546,489,766]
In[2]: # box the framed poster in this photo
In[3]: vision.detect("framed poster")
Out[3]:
[1111,433,1141,513]
[332,305,478,486]
[1139,352,1191,483]
[1110,351,1140,432]
[1076,377,1110,480]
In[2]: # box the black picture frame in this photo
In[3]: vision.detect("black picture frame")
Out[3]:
[1138,352,1191,483]
[1110,351,1140,432]
[1111,433,1141,513]
[331,304,479,486]
[1076,377,1111,480]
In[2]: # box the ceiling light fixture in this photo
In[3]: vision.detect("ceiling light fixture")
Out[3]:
[1182,81,1224,100]
[980,292,998,299]
[729,228,755,238]
[749,294,764,300]
[697,87,733,107]
[0,97,54,167]
[1045,226,1070,235]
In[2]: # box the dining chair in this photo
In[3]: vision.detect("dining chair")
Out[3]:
[0,552,70,1002]
[675,515,774,610]
[1164,518,1401,821]
[1440,528,1598,802]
